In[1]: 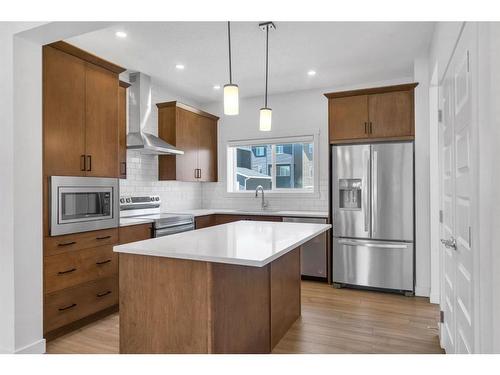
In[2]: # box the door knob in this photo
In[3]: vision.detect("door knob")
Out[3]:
[441,236,457,250]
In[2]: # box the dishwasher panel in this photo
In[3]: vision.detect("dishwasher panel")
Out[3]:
[283,217,328,278]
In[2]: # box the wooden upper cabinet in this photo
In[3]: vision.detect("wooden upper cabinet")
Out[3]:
[118,81,130,179]
[175,108,201,181]
[85,63,119,177]
[43,42,125,178]
[368,90,414,138]
[197,115,218,182]
[43,46,86,176]
[325,83,418,143]
[157,101,219,182]
[328,95,368,141]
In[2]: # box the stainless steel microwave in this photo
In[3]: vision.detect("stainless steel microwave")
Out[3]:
[50,176,119,236]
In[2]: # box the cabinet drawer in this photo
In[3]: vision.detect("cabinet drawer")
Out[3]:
[44,276,118,333]
[44,245,117,294]
[44,228,118,256]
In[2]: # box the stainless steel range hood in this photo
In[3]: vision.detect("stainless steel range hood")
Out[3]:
[127,72,183,155]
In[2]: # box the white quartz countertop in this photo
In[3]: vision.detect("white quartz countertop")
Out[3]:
[114,221,331,267]
[168,208,329,218]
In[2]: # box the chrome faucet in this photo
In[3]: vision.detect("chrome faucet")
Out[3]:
[255,185,269,210]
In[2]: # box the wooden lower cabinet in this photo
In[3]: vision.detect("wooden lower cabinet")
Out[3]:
[44,228,119,337]
[215,214,282,225]
[44,245,117,294]
[119,224,152,244]
[44,228,118,257]
[119,248,301,353]
[195,215,217,229]
[44,276,118,334]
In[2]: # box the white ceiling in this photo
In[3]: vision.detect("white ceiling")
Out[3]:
[67,22,435,104]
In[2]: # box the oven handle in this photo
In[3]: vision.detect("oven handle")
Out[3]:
[155,224,194,237]
[155,220,194,230]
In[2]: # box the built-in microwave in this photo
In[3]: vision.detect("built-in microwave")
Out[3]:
[50,176,119,236]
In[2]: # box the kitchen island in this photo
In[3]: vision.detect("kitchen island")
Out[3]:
[114,220,331,354]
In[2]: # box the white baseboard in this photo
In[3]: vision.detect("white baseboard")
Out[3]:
[429,291,440,304]
[415,285,430,297]
[15,339,46,354]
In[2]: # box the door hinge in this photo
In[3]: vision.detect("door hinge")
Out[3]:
[439,210,443,223]
[440,310,444,323]
[438,109,443,123]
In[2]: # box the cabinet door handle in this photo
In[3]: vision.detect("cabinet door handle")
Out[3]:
[96,235,111,240]
[96,259,111,265]
[86,155,92,171]
[57,267,77,275]
[198,169,202,179]
[96,291,112,298]
[58,303,77,311]
[80,155,86,171]
[120,162,126,175]
[364,122,368,134]
[57,241,76,247]
[194,169,199,179]
[369,122,373,134]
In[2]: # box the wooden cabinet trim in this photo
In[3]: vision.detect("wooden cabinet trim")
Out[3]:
[156,101,219,121]
[324,82,418,99]
[48,41,126,74]
[119,80,131,88]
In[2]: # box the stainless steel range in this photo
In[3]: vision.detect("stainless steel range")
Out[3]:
[120,195,194,238]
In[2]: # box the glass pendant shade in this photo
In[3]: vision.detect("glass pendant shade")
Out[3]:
[259,107,272,131]
[224,84,239,115]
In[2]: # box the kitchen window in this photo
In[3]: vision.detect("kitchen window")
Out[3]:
[226,136,316,194]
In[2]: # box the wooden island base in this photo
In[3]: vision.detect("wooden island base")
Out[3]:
[119,247,301,353]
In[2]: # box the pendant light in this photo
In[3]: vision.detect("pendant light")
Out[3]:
[259,22,275,131]
[224,21,239,115]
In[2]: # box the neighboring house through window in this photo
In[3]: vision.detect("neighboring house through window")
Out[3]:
[227,136,315,193]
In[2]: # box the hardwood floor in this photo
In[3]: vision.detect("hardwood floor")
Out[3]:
[46,281,443,354]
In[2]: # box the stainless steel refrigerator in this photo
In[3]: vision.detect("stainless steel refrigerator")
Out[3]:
[331,142,414,293]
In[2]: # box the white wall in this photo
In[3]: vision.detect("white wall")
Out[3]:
[413,58,431,297]
[0,21,45,354]
[201,77,412,212]
[1,21,120,354]
[119,74,202,210]
[12,35,45,354]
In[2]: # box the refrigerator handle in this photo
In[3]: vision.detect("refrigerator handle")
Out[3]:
[363,148,370,233]
[372,150,378,235]
[338,239,409,249]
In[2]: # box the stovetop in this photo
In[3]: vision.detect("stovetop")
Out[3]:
[120,195,194,228]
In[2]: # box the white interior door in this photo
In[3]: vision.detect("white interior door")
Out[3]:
[439,25,475,354]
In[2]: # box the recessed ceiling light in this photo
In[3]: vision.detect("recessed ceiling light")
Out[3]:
[307,70,316,76]
[213,85,221,90]
[115,31,127,38]
[175,64,185,70]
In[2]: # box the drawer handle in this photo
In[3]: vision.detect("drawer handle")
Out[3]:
[58,303,77,311]
[96,259,111,265]
[96,290,112,298]
[57,241,76,247]
[96,235,112,240]
[57,267,77,275]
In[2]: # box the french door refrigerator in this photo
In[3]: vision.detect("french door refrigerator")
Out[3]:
[331,142,414,293]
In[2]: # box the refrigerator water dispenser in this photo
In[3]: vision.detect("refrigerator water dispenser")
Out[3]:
[339,178,362,210]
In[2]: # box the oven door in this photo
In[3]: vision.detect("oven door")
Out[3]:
[50,176,119,236]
